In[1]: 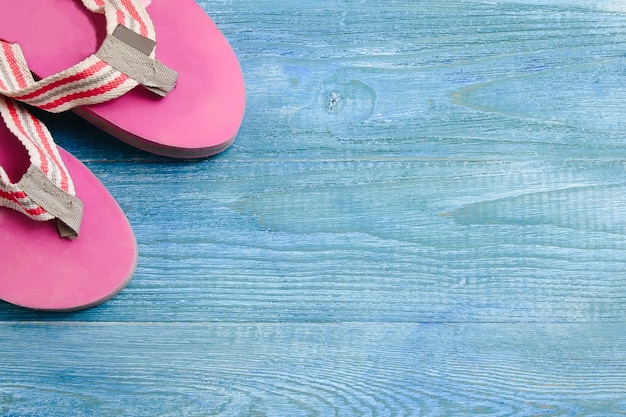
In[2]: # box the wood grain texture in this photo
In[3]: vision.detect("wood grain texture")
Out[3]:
[2,323,626,416]
[1,0,626,414]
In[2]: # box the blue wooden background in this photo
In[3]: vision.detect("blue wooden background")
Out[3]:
[2,0,626,415]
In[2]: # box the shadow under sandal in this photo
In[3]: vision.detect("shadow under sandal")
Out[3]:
[0,0,245,158]
[0,96,137,311]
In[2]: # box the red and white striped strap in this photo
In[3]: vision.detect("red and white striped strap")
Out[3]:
[83,0,157,42]
[0,0,177,114]
[0,96,83,239]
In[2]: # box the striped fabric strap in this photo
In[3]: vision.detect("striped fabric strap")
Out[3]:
[0,96,83,239]
[0,0,177,114]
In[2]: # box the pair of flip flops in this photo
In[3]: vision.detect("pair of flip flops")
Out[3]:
[0,0,245,311]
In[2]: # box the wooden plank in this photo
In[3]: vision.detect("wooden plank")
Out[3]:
[4,139,626,322]
[1,323,625,416]
[2,157,626,322]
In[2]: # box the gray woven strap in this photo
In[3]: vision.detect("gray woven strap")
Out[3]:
[96,24,178,97]
[17,165,84,239]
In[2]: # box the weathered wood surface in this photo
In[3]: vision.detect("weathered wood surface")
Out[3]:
[2,323,626,416]
[1,0,626,415]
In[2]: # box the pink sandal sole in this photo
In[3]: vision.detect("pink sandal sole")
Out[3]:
[0,122,137,311]
[0,0,246,158]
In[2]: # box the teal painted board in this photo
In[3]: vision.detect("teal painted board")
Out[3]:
[1,0,626,415]
[1,323,626,416]
[4,155,626,322]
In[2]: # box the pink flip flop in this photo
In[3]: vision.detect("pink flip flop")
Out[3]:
[0,97,137,311]
[0,0,245,158]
